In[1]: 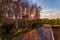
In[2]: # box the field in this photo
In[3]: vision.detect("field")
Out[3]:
[52,27,60,40]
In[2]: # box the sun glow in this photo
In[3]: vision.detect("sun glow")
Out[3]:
[31,15,34,17]
[12,16,15,19]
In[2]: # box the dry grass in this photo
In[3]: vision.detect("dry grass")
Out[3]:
[52,28,60,40]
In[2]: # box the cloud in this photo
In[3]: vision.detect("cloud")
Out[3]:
[48,13,60,19]
[40,9,60,19]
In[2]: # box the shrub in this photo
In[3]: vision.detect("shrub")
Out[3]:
[2,22,13,33]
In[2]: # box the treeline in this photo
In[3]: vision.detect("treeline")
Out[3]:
[0,0,41,28]
[36,18,60,25]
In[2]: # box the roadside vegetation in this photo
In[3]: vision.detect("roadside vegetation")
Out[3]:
[0,18,60,40]
[0,20,42,40]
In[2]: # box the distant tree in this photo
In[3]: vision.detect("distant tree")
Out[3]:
[56,18,60,25]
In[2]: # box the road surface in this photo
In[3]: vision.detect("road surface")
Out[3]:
[12,25,54,40]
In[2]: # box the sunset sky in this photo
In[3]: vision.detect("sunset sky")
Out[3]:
[30,0,60,19]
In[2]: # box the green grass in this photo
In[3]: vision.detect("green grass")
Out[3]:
[2,33,12,40]
[12,27,33,37]
[1,25,41,40]
[0,27,32,40]
[0,38,2,40]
